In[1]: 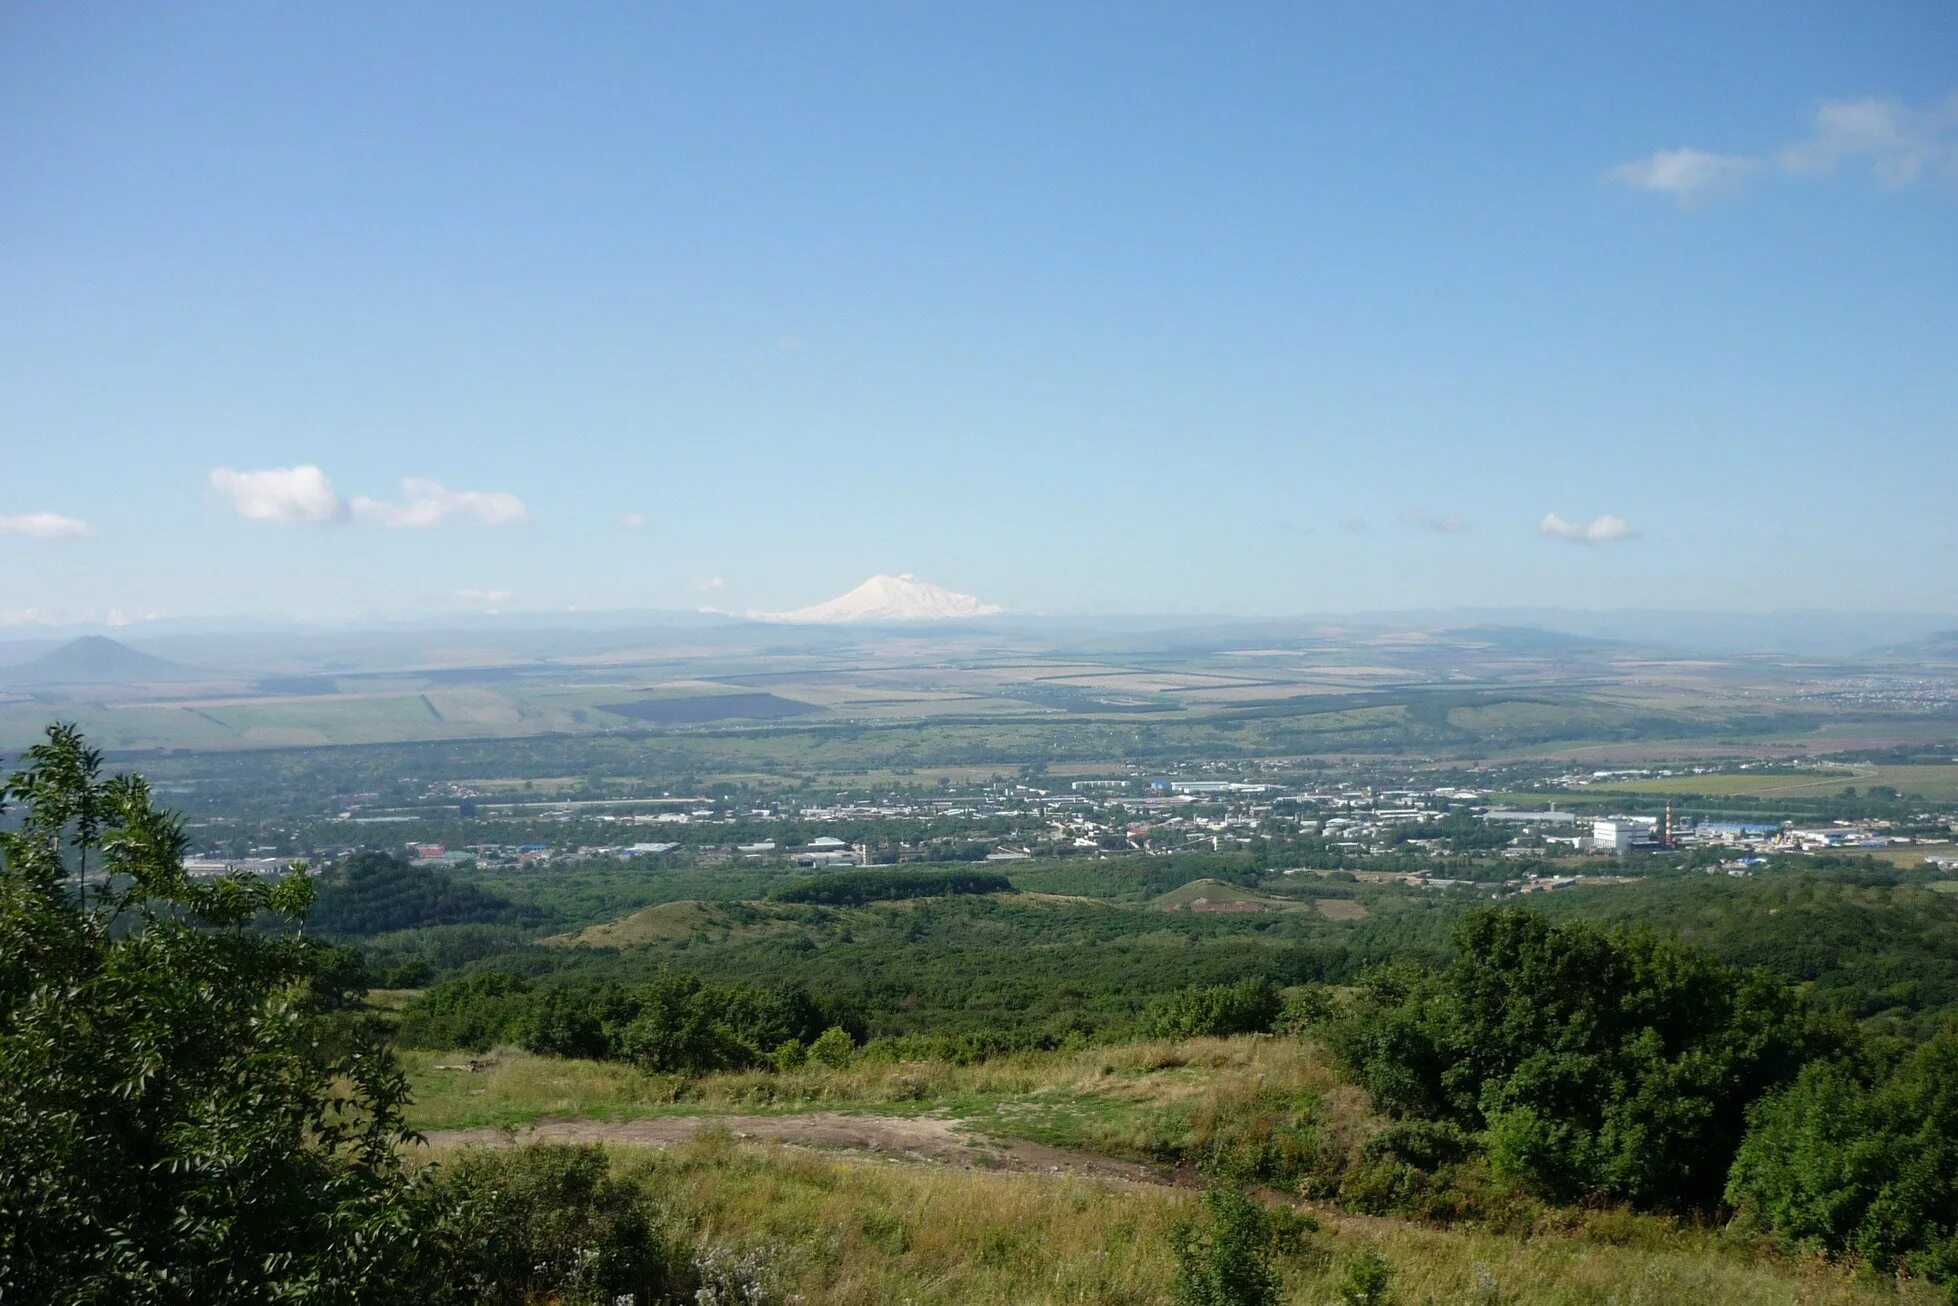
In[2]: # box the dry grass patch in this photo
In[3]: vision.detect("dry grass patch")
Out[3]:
[425,1134,1939,1306]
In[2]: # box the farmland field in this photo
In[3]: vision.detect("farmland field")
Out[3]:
[595,692,825,724]
[1579,763,1958,802]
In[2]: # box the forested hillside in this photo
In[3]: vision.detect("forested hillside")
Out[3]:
[307,850,542,937]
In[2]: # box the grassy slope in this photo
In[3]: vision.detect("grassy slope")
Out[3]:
[420,1124,1937,1305]
[403,1034,1329,1132]
[402,1028,1948,1300]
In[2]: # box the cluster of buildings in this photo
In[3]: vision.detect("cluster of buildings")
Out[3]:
[283,756,1957,878]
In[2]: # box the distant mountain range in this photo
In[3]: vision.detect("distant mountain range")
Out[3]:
[1880,631,1958,662]
[4,605,1954,662]
[0,636,206,686]
[751,574,1003,623]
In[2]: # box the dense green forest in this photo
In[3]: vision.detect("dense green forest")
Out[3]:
[770,865,1014,905]
[308,851,544,936]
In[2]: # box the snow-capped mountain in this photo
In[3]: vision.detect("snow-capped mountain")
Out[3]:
[754,574,1003,623]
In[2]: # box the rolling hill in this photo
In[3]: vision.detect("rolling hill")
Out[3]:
[0,635,205,686]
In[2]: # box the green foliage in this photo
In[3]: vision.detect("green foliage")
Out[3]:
[399,967,857,1074]
[1140,979,1284,1040]
[308,850,536,937]
[1170,1178,1285,1306]
[1278,984,1337,1033]
[1727,1033,1958,1289]
[1010,851,1266,902]
[772,866,1014,906]
[396,970,537,1049]
[0,725,426,1302]
[808,1024,856,1068]
[1335,1249,1395,1305]
[479,890,1414,1047]
[421,1143,693,1304]
[1533,870,1958,1033]
[1330,908,1827,1211]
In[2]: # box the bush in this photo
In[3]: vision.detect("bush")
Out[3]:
[1328,908,1829,1211]
[396,970,535,1050]
[1141,979,1283,1040]
[808,1025,857,1069]
[1171,1179,1284,1306]
[425,1143,693,1304]
[1726,1035,1958,1288]
[1335,1250,1394,1306]
[398,970,857,1074]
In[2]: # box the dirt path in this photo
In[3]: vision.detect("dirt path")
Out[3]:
[416,1110,1175,1189]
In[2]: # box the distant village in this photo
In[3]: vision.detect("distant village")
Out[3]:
[183,760,1958,886]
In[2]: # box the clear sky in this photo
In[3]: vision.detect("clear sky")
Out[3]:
[2,2,1954,626]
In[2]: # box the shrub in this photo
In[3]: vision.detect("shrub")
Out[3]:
[1141,979,1283,1040]
[1726,1035,1958,1289]
[1328,908,1829,1211]
[808,1025,857,1069]
[425,1143,692,1304]
[1335,1250,1394,1306]
[1170,1179,1283,1306]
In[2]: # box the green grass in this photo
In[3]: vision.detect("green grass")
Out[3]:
[422,1130,1946,1305]
[1579,763,1958,802]
[404,1033,1954,1301]
[400,1035,1332,1134]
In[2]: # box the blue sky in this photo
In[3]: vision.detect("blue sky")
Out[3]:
[2,2,1954,626]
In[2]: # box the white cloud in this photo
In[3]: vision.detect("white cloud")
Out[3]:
[775,335,807,351]
[0,608,55,626]
[1780,95,1958,186]
[1613,93,1958,205]
[352,479,529,528]
[0,511,94,541]
[456,588,514,606]
[618,512,649,529]
[696,575,728,592]
[1610,148,1756,205]
[210,465,347,525]
[1540,512,1638,544]
[1338,517,1368,535]
[1404,510,1472,535]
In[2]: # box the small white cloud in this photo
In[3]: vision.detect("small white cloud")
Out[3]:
[618,512,650,529]
[1610,148,1756,205]
[1338,517,1368,535]
[1404,510,1472,535]
[0,608,55,626]
[1780,95,1958,186]
[210,465,347,525]
[696,576,728,592]
[775,335,807,351]
[1540,512,1638,544]
[456,588,514,606]
[0,511,93,541]
[1614,94,1958,206]
[352,479,529,529]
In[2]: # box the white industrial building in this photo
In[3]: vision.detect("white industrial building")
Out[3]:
[1591,818,1654,854]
